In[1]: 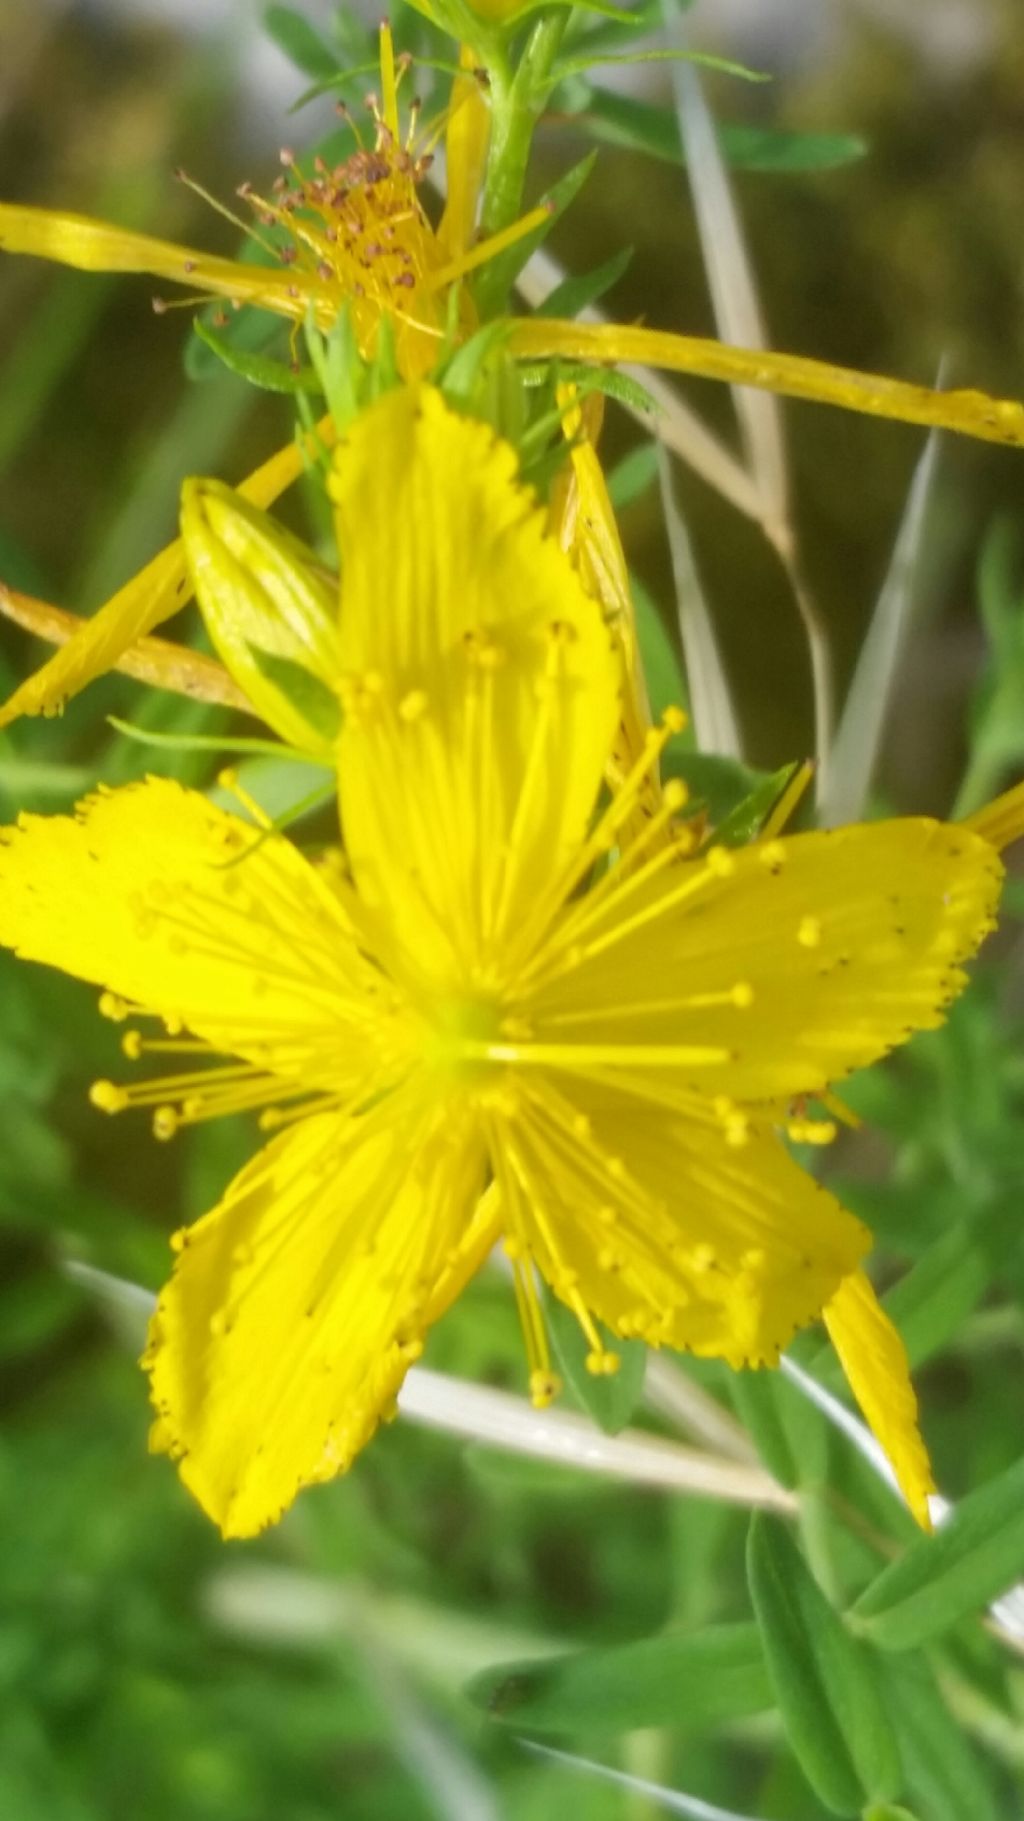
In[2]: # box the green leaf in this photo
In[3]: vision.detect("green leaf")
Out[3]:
[630,575,690,726]
[559,85,866,173]
[263,5,339,78]
[191,318,321,395]
[747,1516,901,1815]
[873,1655,1001,1821]
[851,1453,1024,1650]
[711,762,800,848]
[606,443,659,511]
[661,750,778,825]
[727,1371,800,1490]
[537,246,633,320]
[546,1298,647,1436]
[473,152,598,313]
[466,1621,771,1734]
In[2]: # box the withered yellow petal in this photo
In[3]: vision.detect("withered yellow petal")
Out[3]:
[0,585,248,710]
[180,479,341,756]
[823,1269,935,1530]
[146,1098,493,1536]
[0,778,386,1088]
[490,1083,868,1367]
[527,818,1002,1102]
[0,202,310,319]
[0,420,335,729]
[509,318,1024,450]
[331,386,620,985]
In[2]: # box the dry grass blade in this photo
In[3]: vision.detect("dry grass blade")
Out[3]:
[521,1741,772,1821]
[657,445,743,757]
[662,6,790,542]
[821,424,942,825]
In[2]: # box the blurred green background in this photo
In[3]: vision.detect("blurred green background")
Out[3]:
[2,3,1024,1817]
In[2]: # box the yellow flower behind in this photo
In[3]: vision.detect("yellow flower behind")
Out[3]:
[0,26,534,381]
[0,387,1013,1537]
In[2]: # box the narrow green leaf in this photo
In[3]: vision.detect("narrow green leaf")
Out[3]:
[607,443,659,510]
[560,85,866,173]
[728,1372,800,1490]
[466,1621,771,1734]
[711,762,799,848]
[661,751,771,825]
[191,319,321,396]
[630,574,690,725]
[747,1516,901,1815]
[536,246,633,320]
[474,153,597,312]
[546,1297,647,1436]
[873,1655,1001,1821]
[263,5,339,78]
[852,1454,1024,1650]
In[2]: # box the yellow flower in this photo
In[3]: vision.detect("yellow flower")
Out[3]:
[0,386,1019,1538]
[0,27,536,381]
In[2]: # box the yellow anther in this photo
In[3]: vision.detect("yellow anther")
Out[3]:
[691,1243,715,1272]
[798,916,822,948]
[803,1120,837,1147]
[713,1095,736,1118]
[169,1228,187,1253]
[98,992,129,1022]
[529,1369,563,1408]
[121,1030,144,1060]
[153,1106,179,1141]
[759,841,786,869]
[502,1235,526,1260]
[663,778,688,811]
[662,704,687,735]
[217,767,237,792]
[731,981,754,1008]
[706,845,736,877]
[398,688,428,722]
[725,1116,751,1148]
[585,1348,621,1377]
[787,1119,807,1143]
[741,1248,766,1273]
[89,1079,128,1113]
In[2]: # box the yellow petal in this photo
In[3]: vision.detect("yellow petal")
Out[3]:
[0,419,335,729]
[146,1095,494,1536]
[0,777,391,1087]
[526,817,1003,1102]
[438,48,491,262]
[0,201,308,319]
[509,318,1024,450]
[823,1269,935,1530]
[490,1080,868,1367]
[331,385,620,986]
[180,479,341,755]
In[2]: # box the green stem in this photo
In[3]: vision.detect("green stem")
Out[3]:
[475,12,568,315]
